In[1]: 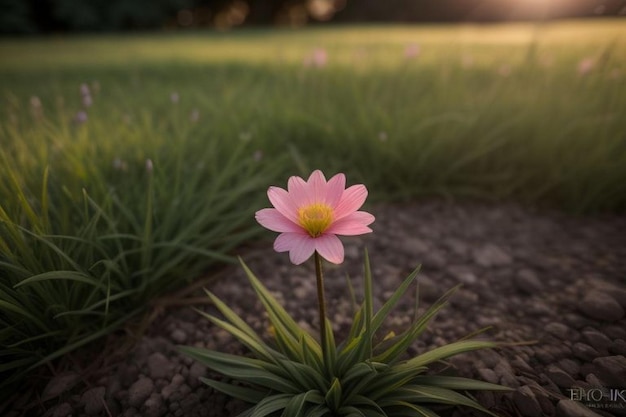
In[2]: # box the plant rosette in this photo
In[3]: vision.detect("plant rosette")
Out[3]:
[181,170,511,417]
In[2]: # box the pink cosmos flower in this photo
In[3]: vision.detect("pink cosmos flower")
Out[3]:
[255,170,374,265]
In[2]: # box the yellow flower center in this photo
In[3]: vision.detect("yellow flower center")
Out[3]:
[298,203,334,237]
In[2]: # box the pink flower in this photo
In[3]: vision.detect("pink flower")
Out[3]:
[255,170,375,265]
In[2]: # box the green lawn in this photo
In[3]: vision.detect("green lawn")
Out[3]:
[1,20,625,398]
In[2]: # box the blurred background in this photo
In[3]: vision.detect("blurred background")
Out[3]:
[2,0,626,34]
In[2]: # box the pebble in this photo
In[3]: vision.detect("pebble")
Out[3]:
[447,265,477,284]
[128,378,154,407]
[477,368,499,384]
[582,329,612,353]
[558,358,581,377]
[545,322,572,339]
[556,399,603,417]
[472,244,512,267]
[546,364,576,388]
[610,339,626,355]
[591,355,626,386]
[80,386,106,415]
[170,329,188,344]
[147,352,174,380]
[579,291,625,321]
[512,385,543,417]
[188,362,207,388]
[144,393,166,417]
[573,343,601,361]
[603,324,626,340]
[51,402,73,417]
[514,269,543,294]
[42,372,81,401]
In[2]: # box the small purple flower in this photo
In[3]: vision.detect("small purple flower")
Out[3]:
[404,43,420,59]
[74,110,88,124]
[82,94,93,108]
[170,92,180,104]
[80,83,91,96]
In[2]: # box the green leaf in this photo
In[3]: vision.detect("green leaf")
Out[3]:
[14,270,107,291]
[179,347,298,393]
[399,340,499,370]
[362,365,428,401]
[192,308,278,364]
[370,265,421,334]
[199,377,266,403]
[322,317,337,377]
[325,377,342,412]
[277,358,327,393]
[372,286,461,364]
[391,385,501,417]
[304,404,331,417]
[384,402,441,417]
[281,390,324,417]
[241,259,321,357]
[251,394,293,417]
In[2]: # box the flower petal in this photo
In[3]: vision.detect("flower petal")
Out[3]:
[307,170,327,204]
[256,209,301,233]
[288,175,310,207]
[274,233,316,264]
[327,211,375,236]
[268,186,298,223]
[334,184,368,220]
[315,234,344,264]
[325,173,345,208]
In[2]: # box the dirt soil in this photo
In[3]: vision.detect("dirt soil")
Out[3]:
[7,201,626,417]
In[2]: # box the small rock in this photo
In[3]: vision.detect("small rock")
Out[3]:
[579,291,624,321]
[447,265,477,284]
[144,393,166,417]
[514,269,543,294]
[573,343,600,361]
[473,244,512,267]
[546,364,576,388]
[188,362,207,388]
[582,329,612,353]
[128,378,154,408]
[478,349,508,368]
[42,372,81,401]
[477,368,499,384]
[170,329,187,344]
[591,355,626,386]
[403,237,431,254]
[81,387,105,415]
[603,324,626,340]
[513,385,543,417]
[511,356,534,374]
[51,402,73,417]
[545,322,572,339]
[558,358,581,377]
[610,339,626,355]
[147,352,174,380]
[449,289,478,308]
[556,399,603,417]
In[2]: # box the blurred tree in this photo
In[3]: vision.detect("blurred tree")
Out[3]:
[0,0,621,34]
[0,0,36,33]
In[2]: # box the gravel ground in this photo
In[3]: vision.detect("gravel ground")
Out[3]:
[8,201,626,417]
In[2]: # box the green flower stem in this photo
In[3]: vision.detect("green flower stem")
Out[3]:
[314,251,328,370]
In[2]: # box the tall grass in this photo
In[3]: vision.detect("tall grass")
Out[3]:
[1,20,625,398]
